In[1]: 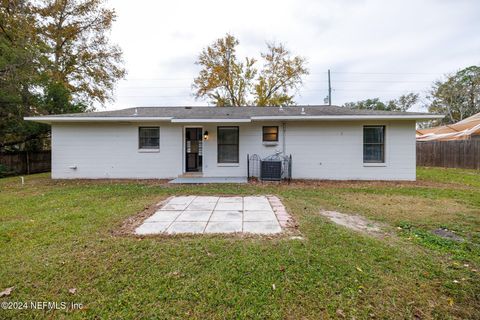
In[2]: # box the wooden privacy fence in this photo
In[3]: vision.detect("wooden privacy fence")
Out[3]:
[416,140,480,169]
[0,151,51,176]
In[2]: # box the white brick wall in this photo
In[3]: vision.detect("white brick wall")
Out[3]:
[52,123,182,179]
[285,121,416,180]
[51,120,416,180]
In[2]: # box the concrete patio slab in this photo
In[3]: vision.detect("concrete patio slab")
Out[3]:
[215,202,243,211]
[209,210,242,222]
[243,221,282,234]
[135,196,293,235]
[186,202,217,211]
[161,203,190,211]
[243,196,272,211]
[244,210,277,222]
[176,210,212,222]
[168,196,196,204]
[205,221,242,233]
[135,222,172,235]
[218,197,243,203]
[191,196,219,203]
[166,221,207,234]
[145,210,182,222]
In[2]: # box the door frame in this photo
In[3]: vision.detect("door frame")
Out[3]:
[183,126,204,174]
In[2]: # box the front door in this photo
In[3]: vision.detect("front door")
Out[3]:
[185,128,203,172]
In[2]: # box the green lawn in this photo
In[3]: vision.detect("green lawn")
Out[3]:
[0,167,479,319]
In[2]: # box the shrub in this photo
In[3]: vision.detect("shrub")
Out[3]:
[0,164,9,177]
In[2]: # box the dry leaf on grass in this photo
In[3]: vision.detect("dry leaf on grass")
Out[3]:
[0,287,14,297]
[68,288,77,294]
[168,271,182,278]
[336,308,345,318]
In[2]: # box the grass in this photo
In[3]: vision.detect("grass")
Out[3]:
[0,167,479,319]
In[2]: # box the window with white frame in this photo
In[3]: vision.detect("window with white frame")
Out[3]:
[262,126,279,142]
[363,126,385,163]
[139,127,160,149]
[217,126,239,163]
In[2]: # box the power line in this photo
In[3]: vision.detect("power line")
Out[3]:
[116,88,422,98]
[324,80,432,83]
[333,89,423,92]
[122,71,444,82]
[122,77,438,82]
[329,71,444,75]
[117,95,194,98]
[122,78,194,81]
[118,86,191,89]
[117,80,433,90]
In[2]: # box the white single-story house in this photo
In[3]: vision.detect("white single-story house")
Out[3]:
[25,106,443,181]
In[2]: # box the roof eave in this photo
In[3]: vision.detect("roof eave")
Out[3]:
[250,115,445,121]
[24,114,444,124]
[23,116,174,124]
[170,119,251,123]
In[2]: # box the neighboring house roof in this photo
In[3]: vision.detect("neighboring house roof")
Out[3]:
[25,105,443,124]
[416,112,480,141]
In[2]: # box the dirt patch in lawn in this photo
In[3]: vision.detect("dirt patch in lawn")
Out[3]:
[284,179,471,190]
[337,193,479,231]
[431,228,465,242]
[320,210,388,237]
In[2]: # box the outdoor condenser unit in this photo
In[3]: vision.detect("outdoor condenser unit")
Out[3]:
[260,160,282,181]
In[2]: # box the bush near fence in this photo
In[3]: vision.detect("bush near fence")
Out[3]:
[0,151,51,176]
[416,140,480,170]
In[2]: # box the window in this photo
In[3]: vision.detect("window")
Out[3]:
[217,126,239,163]
[363,126,385,163]
[263,126,279,142]
[139,127,159,149]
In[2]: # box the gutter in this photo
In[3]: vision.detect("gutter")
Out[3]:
[250,115,445,121]
[24,114,444,124]
[23,116,174,124]
[170,119,251,123]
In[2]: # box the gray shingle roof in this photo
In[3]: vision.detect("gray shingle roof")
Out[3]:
[41,105,437,119]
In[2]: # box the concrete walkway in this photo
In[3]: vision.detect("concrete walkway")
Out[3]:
[169,177,248,184]
[135,196,291,235]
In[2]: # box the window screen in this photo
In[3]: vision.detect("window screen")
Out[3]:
[139,127,159,149]
[363,126,385,163]
[263,126,279,142]
[217,126,239,163]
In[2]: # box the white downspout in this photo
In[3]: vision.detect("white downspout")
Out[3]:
[282,122,286,155]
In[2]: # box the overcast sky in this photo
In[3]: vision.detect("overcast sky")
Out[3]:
[106,0,480,111]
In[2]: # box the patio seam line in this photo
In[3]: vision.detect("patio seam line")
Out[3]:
[202,196,221,233]
[166,195,197,234]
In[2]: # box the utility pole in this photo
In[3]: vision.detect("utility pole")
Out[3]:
[327,69,332,106]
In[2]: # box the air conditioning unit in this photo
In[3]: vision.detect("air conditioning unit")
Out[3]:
[260,161,282,181]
